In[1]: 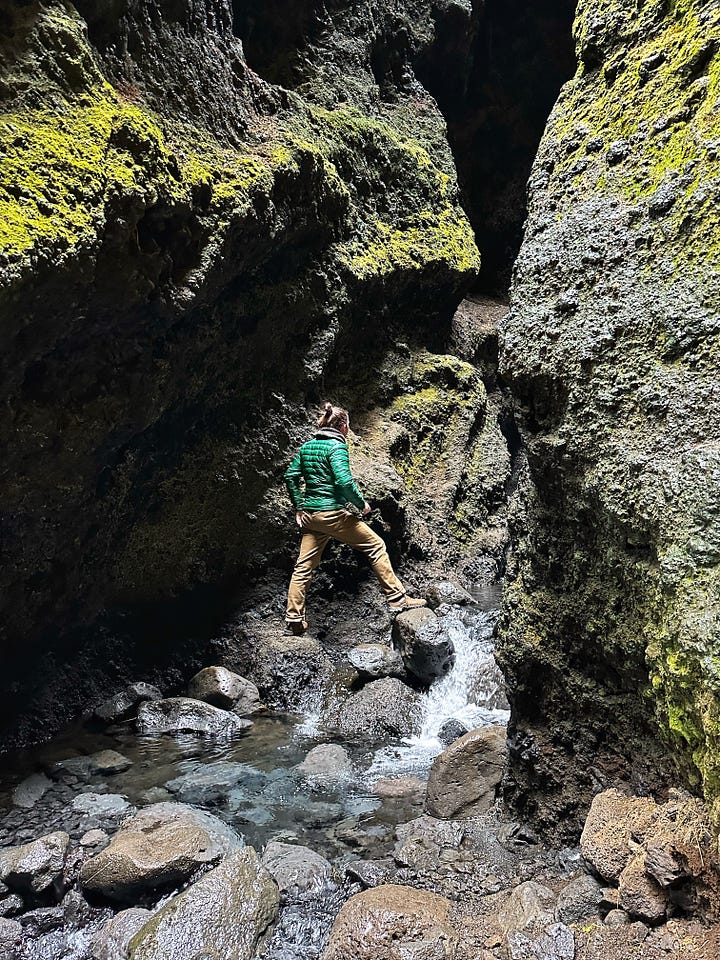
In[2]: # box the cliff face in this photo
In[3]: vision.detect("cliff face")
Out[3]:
[499,0,720,835]
[0,0,515,741]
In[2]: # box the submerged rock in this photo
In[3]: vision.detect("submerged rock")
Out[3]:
[438,718,469,746]
[0,831,69,898]
[80,802,243,903]
[347,643,405,680]
[186,666,262,715]
[324,883,457,960]
[425,725,506,819]
[53,750,132,779]
[329,678,422,741]
[261,841,332,893]
[127,848,278,960]
[392,607,455,683]
[136,697,252,737]
[165,761,265,806]
[296,744,352,784]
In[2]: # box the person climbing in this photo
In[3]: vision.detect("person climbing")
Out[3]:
[284,402,426,634]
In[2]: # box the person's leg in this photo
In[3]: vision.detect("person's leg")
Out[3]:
[327,513,407,602]
[286,524,330,628]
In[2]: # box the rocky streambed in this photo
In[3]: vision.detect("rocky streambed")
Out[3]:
[0,589,718,960]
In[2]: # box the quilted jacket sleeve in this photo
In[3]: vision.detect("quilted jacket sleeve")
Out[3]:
[328,443,366,511]
[284,452,304,508]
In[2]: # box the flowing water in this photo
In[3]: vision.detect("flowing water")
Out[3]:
[2,597,509,959]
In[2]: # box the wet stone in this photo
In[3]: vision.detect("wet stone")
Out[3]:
[0,918,21,954]
[136,697,253,737]
[425,581,474,609]
[0,830,70,897]
[348,643,405,680]
[261,841,332,893]
[392,608,456,683]
[80,802,243,903]
[187,666,263,715]
[90,907,153,960]
[296,744,352,784]
[438,718,469,746]
[12,772,52,810]
[126,848,279,960]
[95,684,162,723]
[53,750,132,779]
[72,793,133,819]
[80,829,109,848]
[344,858,396,889]
[166,761,265,806]
[329,678,423,742]
[425,725,506,819]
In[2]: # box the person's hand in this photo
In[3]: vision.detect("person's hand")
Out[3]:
[295,511,305,527]
[361,502,372,516]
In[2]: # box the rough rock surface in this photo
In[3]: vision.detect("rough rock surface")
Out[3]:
[80,802,243,902]
[0,0,498,746]
[95,685,163,724]
[261,841,332,893]
[127,848,279,960]
[580,790,659,883]
[498,0,720,832]
[0,831,69,897]
[296,744,352,783]
[135,697,252,737]
[347,643,405,680]
[323,883,457,960]
[425,726,507,819]
[392,608,456,683]
[90,908,153,960]
[328,678,423,741]
[186,666,261,714]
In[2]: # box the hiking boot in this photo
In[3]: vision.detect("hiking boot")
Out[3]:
[285,620,308,636]
[388,594,427,613]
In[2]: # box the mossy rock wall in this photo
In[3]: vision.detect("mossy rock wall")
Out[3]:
[499,0,720,835]
[0,0,497,742]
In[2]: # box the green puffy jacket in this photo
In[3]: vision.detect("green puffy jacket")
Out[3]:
[284,434,366,512]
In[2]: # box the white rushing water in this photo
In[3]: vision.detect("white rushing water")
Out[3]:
[365,604,510,779]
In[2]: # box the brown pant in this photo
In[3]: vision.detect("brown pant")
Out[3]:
[286,509,405,624]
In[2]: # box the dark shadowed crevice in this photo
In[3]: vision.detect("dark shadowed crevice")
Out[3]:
[416,0,577,295]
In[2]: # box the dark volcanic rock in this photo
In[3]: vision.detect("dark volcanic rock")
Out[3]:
[392,608,455,683]
[186,666,262,714]
[0,831,69,898]
[136,697,252,737]
[498,0,720,836]
[328,678,423,742]
[347,643,405,680]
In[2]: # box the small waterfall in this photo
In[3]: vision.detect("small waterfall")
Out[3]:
[366,603,510,779]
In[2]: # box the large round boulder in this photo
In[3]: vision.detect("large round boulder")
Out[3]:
[391,608,455,683]
[186,667,262,715]
[136,697,252,737]
[80,802,243,903]
[329,678,422,741]
[323,884,457,960]
[127,848,279,960]
[424,725,506,819]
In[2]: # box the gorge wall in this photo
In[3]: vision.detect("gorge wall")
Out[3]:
[498,0,720,837]
[1,0,566,744]
[2,0,718,849]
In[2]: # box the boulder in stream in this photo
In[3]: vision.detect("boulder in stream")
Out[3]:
[391,608,455,683]
[165,761,266,806]
[296,744,352,784]
[261,841,332,893]
[329,678,422,741]
[12,773,52,810]
[127,848,278,960]
[347,643,405,680]
[95,684,162,723]
[72,793,133,819]
[53,750,132,779]
[425,725,507,819]
[0,831,69,898]
[186,666,262,715]
[136,697,252,737]
[80,802,243,903]
[323,883,457,960]
[90,907,152,960]
[425,580,474,609]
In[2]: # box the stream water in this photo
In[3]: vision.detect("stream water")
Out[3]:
[0,597,509,959]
